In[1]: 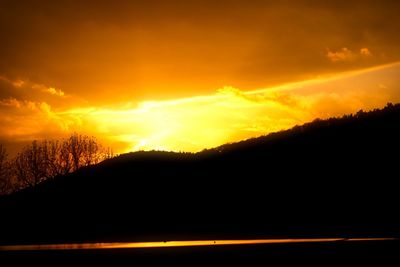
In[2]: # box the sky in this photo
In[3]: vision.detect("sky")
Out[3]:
[1,0,400,155]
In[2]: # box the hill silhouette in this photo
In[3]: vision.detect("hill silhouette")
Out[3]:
[0,104,400,245]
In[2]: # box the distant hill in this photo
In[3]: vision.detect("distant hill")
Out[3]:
[1,103,400,245]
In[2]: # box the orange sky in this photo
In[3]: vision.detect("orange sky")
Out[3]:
[1,1,400,155]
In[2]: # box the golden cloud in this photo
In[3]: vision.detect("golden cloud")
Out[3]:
[44,87,65,97]
[326,47,373,63]
[1,62,400,155]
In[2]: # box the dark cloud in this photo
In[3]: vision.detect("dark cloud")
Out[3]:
[0,0,399,104]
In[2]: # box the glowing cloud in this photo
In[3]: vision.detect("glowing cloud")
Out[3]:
[55,62,400,153]
[360,48,372,57]
[44,87,65,97]
[1,62,400,155]
[326,47,373,63]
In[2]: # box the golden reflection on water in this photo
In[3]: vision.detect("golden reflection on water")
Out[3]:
[0,238,396,251]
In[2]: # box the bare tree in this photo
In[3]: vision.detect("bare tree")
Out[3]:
[14,141,49,188]
[82,136,101,166]
[66,133,86,172]
[0,144,12,194]
[3,134,114,192]
[65,133,106,171]
[102,147,115,160]
[45,140,73,177]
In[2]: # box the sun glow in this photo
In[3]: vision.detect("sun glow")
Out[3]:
[54,62,400,154]
[1,62,400,155]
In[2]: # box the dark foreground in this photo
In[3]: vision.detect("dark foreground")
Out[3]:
[1,240,399,266]
[1,104,400,262]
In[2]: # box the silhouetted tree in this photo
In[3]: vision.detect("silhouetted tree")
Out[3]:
[0,144,12,194]
[102,147,115,160]
[14,141,49,188]
[37,140,71,177]
[81,135,102,166]
[65,133,103,171]
[0,135,115,194]
[66,134,85,172]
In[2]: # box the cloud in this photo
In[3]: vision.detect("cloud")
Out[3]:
[2,0,400,157]
[43,87,65,97]
[1,62,400,156]
[54,63,400,153]
[0,76,25,88]
[326,47,373,63]
[1,75,66,99]
[0,97,85,149]
[326,48,355,62]
[360,48,372,57]
[1,1,400,104]
[0,98,22,108]
[217,86,299,108]
[0,74,87,112]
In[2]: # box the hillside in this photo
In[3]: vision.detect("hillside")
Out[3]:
[1,104,400,245]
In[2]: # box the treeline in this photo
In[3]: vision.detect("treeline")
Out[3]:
[0,134,114,195]
[209,102,400,154]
